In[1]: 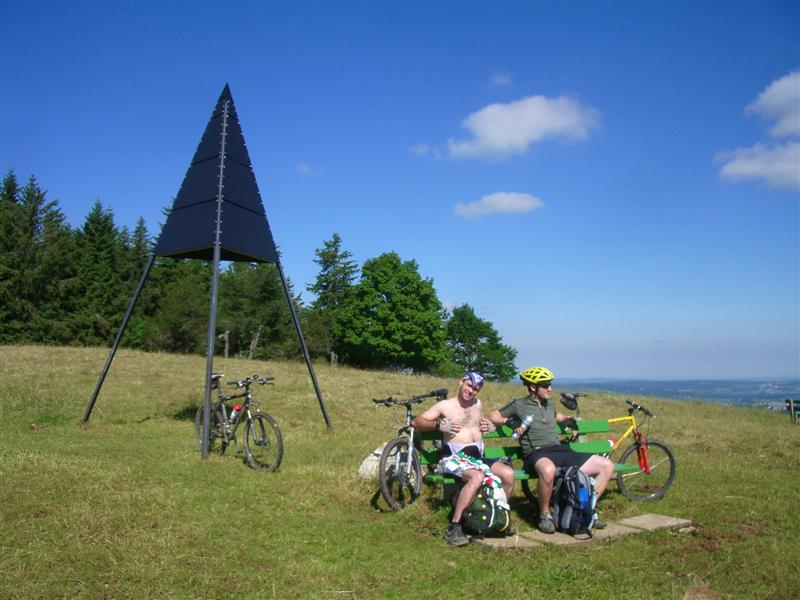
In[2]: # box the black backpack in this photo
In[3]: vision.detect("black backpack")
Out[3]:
[461,484,511,536]
[552,466,596,535]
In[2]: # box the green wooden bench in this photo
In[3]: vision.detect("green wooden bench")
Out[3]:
[417,419,638,503]
[787,399,800,424]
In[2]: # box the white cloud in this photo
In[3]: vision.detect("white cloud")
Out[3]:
[454,192,544,218]
[717,70,800,190]
[447,95,599,159]
[717,142,800,189]
[296,162,327,176]
[409,143,430,157]
[490,71,512,86]
[745,71,800,138]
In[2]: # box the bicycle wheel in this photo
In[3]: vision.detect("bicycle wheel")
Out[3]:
[194,404,224,453]
[616,439,676,501]
[243,412,283,472]
[378,437,422,510]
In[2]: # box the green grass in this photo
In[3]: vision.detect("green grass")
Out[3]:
[1,345,798,599]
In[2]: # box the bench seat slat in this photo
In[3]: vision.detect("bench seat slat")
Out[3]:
[423,462,637,485]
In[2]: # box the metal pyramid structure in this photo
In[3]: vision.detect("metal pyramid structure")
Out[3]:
[154,84,279,263]
[83,85,332,448]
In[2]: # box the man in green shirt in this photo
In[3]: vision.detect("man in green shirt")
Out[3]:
[489,366,614,534]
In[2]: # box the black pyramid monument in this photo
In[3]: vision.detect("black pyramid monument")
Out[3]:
[84,85,332,454]
[154,84,278,263]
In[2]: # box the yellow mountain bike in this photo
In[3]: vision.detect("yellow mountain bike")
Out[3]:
[606,400,676,501]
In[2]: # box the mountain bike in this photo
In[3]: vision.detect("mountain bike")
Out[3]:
[194,373,284,472]
[559,394,676,501]
[372,388,447,509]
[606,399,676,501]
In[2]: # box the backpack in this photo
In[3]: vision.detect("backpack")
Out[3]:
[552,466,596,535]
[461,484,511,536]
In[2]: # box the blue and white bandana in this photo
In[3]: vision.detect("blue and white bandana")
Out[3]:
[462,371,485,388]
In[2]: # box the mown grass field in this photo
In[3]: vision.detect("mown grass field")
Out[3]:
[1,345,797,599]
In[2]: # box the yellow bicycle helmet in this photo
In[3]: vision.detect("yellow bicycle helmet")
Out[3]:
[519,366,554,385]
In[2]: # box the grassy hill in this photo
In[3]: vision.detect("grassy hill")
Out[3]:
[1,345,797,599]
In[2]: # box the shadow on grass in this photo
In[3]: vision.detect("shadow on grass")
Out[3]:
[173,403,197,421]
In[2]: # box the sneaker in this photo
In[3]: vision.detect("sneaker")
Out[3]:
[593,516,607,530]
[444,522,469,546]
[538,514,556,534]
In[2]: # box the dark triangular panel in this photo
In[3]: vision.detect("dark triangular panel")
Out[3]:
[154,85,279,263]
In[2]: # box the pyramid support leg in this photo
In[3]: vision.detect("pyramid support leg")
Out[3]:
[201,244,223,459]
[277,261,333,430]
[83,254,156,423]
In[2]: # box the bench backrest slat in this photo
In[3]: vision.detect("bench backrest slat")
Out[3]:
[417,418,610,443]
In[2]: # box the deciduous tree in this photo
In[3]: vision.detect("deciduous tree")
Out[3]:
[334,252,447,371]
[445,304,517,381]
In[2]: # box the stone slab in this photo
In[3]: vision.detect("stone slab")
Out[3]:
[586,522,642,540]
[519,529,593,545]
[474,534,541,549]
[618,513,692,531]
[469,515,691,549]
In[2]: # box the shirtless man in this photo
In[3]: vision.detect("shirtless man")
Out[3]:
[412,371,515,546]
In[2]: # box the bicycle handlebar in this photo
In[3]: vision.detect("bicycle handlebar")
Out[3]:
[626,400,655,417]
[372,388,448,407]
[227,374,275,388]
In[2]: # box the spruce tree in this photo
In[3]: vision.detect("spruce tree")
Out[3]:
[73,201,127,344]
[305,233,357,358]
[0,171,27,341]
[218,262,296,359]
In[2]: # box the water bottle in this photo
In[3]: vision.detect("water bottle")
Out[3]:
[511,414,534,439]
[229,405,241,424]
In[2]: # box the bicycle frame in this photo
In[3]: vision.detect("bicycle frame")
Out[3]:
[607,413,651,474]
[397,404,417,472]
[373,388,446,509]
[211,375,267,442]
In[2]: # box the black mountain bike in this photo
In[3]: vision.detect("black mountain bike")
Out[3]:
[372,388,447,509]
[194,373,284,472]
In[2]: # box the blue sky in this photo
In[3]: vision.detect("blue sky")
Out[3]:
[2,1,798,379]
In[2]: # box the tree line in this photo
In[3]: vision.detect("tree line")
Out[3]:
[0,170,517,380]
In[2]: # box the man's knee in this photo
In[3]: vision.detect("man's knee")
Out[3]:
[492,462,514,482]
[461,469,483,488]
[536,461,557,484]
[581,455,614,477]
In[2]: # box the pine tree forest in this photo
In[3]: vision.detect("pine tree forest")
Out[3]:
[0,171,517,379]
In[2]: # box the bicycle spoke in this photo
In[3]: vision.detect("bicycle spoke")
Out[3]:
[378,437,421,510]
[243,412,283,472]
[616,439,676,501]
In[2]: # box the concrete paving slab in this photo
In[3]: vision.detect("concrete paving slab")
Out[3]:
[588,522,642,540]
[520,529,593,545]
[469,515,691,549]
[618,514,692,531]
[474,534,541,549]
